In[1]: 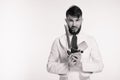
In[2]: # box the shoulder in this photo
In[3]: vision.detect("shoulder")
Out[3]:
[81,33,95,40]
[80,33,99,50]
[54,34,66,41]
[81,33,97,45]
[51,34,67,50]
[52,34,66,44]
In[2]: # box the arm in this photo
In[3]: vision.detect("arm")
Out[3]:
[47,38,69,74]
[82,38,104,73]
[68,52,93,77]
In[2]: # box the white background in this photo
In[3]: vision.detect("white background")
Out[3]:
[0,0,120,80]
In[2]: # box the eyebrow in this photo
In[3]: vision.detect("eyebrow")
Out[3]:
[68,18,73,21]
[76,18,80,21]
[68,18,80,21]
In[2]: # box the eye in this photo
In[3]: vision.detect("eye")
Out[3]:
[76,19,80,21]
[69,19,73,22]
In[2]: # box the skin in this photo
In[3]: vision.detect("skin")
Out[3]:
[65,15,93,73]
[68,53,81,66]
[65,15,83,34]
[65,15,83,66]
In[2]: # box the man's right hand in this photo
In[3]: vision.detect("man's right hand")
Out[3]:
[68,54,76,66]
[68,52,81,67]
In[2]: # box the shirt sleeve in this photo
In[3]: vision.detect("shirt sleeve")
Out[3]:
[82,37,104,73]
[47,38,69,74]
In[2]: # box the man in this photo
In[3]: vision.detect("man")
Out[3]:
[47,5,104,80]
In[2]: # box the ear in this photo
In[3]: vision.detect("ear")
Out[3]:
[65,18,67,23]
[81,18,83,21]
[80,17,83,23]
[80,17,83,21]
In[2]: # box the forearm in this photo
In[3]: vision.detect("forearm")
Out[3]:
[81,61,104,73]
[47,61,69,74]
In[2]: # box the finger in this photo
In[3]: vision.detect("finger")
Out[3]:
[72,55,81,62]
[71,61,76,65]
[73,53,81,58]
[74,52,81,55]
[73,56,78,59]
[72,55,79,59]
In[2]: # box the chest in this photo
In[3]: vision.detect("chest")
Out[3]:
[57,38,92,63]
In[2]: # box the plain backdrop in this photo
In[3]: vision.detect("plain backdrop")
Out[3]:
[0,0,120,80]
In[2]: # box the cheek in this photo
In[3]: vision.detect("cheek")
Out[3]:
[76,21,82,26]
[67,22,73,27]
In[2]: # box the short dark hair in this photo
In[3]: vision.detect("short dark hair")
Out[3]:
[66,5,82,18]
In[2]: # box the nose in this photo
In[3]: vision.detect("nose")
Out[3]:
[72,21,76,26]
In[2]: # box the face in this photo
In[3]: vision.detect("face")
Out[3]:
[66,15,82,35]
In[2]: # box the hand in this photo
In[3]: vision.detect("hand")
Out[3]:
[68,54,76,66]
[68,52,81,67]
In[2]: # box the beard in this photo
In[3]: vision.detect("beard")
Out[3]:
[68,25,81,35]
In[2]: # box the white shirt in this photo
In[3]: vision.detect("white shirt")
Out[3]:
[47,32,104,80]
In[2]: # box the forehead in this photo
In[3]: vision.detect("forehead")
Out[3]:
[66,15,82,20]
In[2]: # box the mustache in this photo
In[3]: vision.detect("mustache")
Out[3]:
[71,26,78,29]
[71,26,77,28]
[68,25,81,35]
